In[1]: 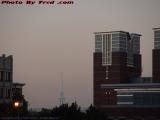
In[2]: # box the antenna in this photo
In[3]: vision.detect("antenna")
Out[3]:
[59,72,65,106]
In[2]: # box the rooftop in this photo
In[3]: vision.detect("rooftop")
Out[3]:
[153,28,160,30]
[94,31,141,36]
[13,82,25,87]
[101,83,160,89]
[94,30,129,34]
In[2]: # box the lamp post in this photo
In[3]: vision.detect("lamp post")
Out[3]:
[14,101,20,120]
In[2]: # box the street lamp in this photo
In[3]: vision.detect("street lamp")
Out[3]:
[14,101,20,108]
[14,101,20,120]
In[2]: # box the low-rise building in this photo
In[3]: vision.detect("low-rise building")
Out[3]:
[0,54,27,110]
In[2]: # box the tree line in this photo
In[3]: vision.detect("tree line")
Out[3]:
[0,102,108,120]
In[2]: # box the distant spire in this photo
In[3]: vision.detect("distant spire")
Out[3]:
[59,72,65,106]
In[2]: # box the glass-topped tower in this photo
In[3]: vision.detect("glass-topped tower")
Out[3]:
[93,31,142,106]
[153,28,160,82]
[154,28,160,49]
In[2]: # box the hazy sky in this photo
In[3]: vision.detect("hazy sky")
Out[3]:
[0,0,160,108]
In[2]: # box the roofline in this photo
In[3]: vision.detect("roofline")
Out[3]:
[94,31,129,34]
[101,83,160,89]
[130,33,142,36]
[13,82,25,86]
[153,28,160,30]
[94,31,141,36]
[0,54,13,58]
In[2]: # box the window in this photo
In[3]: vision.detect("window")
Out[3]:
[0,88,3,98]
[0,71,1,81]
[8,89,11,98]
[95,34,102,52]
[5,72,8,81]
[102,34,112,65]
[112,33,128,52]
[132,36,140,54]
[117,93,133,105]
[8,72,11,81]
[155,39,160,43]
[127,35,136,66]
[154,30,160,49]
[155,31,160,37]
[112,47,120,51]
[112,33,119,38]
[6,88,8,98]
[154,41,160,49]
[1,72,4,81]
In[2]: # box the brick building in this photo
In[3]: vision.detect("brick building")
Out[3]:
[153,28,160,83]
[93,30,160,117]
[93,31,141,107]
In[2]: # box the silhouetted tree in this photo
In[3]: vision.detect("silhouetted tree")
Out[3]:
[52,102,84,120]
[0,95,28,117]
[52,103,69,119]
[0,103,10,117]
[52,102,108,120]
[85,104,107,120]
[38,108,52,117]
[67,102,84,120]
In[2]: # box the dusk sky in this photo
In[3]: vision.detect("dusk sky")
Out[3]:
[0,0,160,108]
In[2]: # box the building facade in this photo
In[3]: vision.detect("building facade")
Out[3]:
[0,54,13,104]
[153,28,160,83]
[100,83,160,117]
[0,54,26,108]
[94,31,141,107]
[101,83,160,106]
[93,30,160,117]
